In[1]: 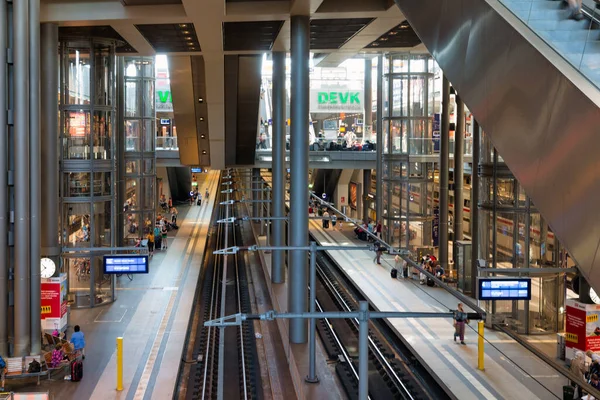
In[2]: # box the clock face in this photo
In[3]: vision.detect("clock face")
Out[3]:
[590,288,600,305]
[40,258,56,279]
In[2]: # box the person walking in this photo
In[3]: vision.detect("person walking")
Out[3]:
[147,230,155,256]
[161,224,168,250]
[70,325,86,359]
[331,213,337,229]
[570,350,586,398]
[566,0,583,20]
[373,241,384,265]
[171,207,178,226]
[453,303,468,345]
[394,254,403,277]
[376,220,382,239]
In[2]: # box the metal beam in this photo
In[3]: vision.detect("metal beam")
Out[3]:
[439,76,450,272]
[272,51,286,284]
[0,0,8,356]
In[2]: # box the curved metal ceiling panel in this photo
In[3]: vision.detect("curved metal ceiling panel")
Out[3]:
[394,0,600,288]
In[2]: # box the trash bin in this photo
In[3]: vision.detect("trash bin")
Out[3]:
[563,385,575,400]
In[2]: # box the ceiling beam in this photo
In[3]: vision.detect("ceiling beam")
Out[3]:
[111,22,155,56]
[41,1,188,23]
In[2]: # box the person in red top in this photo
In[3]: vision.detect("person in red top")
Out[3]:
[376,221,382,239]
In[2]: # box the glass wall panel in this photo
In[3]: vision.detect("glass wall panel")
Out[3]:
[94,256,113,306]
[144,80,154,118]
[93,111,111,159]
[125,80,139,117]
[143,119,154,152]
[126,160,139,175]
[93,172,111,196]
[391,77,408,117]
[94,44,112,106]
[143,159,154,175]
[63,111,90,159]
[390,120,407,153]
[93,201,111,247]
[126,120,141,151]
[63,203,91,247]
[64,172,91,197]
[65,256,91,308]
[65,46,91,105]
[496,212,515,267]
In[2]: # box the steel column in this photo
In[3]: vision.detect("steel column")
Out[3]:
[453,94,464,260]
[470,120,480,293]
[358,301,369,400]
[289,15,310,344]
[116,57,125,247]
[439,76,450,271]
[364,58,373,142]
[362,169,371,222]
[0,0,8,356]
[252,168,260,219]
[28,2,41,353]
[14,0,31,356]
[375,55,383,221]
[271,51,286,283]
[40,24,59,258]
[305,241,319,383]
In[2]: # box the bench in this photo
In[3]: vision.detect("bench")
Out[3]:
[42,343,81,380]
[4,356,46,385]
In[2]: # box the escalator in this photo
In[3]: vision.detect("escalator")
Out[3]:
[394,0,600,290]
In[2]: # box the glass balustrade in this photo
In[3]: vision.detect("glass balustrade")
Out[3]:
[154,136,178,150]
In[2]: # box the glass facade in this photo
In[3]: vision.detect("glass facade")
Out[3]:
[123,57,156,245]
[59,39,117,308]
[381,54,438,250]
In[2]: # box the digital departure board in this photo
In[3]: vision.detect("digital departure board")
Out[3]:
[477,278,531,300]
[103,255,149,274]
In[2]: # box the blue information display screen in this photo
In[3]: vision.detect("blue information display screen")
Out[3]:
[477,278,531,300]
[103,255,149,274]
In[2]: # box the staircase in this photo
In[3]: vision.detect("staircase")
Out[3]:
[503,0,600,86]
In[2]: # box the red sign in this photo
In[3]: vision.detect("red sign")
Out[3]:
[341,196,345,204]
[41,282,61,319]
[566,300,600,352]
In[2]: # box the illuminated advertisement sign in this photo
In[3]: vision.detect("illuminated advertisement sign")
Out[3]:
[477,278,531,300]
[349,182,357,210]
[310,86,364,113]
[103,255,149,274]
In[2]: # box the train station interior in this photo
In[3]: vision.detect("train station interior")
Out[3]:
[1,0,600,399]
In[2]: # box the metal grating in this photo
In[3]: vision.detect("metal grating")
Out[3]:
[223,21,284,51]
[136,23,200,52]
[58,26,137,53]
[365,21,421,49]
[310,18,374,50]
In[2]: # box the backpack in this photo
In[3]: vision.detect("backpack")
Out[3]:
[28,359,41,373]
[0,355,5,369]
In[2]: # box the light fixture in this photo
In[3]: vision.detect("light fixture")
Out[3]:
[201,134,206,139]
[179,24,188,28]
[202,150,207,155]
[199,117,204,122]
[198,97,203,103]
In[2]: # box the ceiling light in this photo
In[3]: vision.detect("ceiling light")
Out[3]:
[183,30,190,34]
[389,31,398,36]
[202,150,207,155]
[371,43,379,47]
[198,97,203,103]
[201,134,206,139]
[380,37,388,41]
[199,117,204,122]
[179,24,188,28]
[185,36,192,40]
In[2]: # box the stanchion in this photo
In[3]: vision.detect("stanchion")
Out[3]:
[116,337,124,391]
[478,321,484,370]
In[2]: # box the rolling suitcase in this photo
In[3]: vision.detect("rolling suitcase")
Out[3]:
[390,268,398,279]
[197,198,201,206]
[403,267,409,279]
[426,277,435,287]
[71,360,83,382]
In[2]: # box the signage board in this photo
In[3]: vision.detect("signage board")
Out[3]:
[160,118,171,125]
[103,255,149,274]
[477,278,531,300]
[566,300,600,353]
[433,113,441,152]
[41,274,68,331]
[310,87,364,113]
[156,76,173,112]
[191,167,203,173]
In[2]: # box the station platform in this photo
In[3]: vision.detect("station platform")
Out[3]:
[6,171,220,399]
[308,219,568,400]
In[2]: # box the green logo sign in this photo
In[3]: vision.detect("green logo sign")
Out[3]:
[157,90,172,103]
[317,91,360,105]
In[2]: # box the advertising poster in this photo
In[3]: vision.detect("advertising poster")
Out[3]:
[310,86,364,113]
[349,182,357,210]
[565,299,600,353]
[41,274,68,331]
[586,303,600,351]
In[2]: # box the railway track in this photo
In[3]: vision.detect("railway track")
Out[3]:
[176,174,261,400]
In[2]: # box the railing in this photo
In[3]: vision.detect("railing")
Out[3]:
[498,0,600,89]
[156,136,178,150]
[254,137,474,157]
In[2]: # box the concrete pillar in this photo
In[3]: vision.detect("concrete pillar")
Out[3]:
[14,0,32,356]
[453,94,464,267]
[271,52,286,284]
[0,0,8,356]
[439,76,450,271]
[289,15,310,344]
[375,55,383,222]
[364,58,373,142]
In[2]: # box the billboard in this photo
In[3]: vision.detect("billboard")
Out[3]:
[349,182,358,210]
[566,300,600,353]
[41,274,68,331]
[310,87,364,113]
